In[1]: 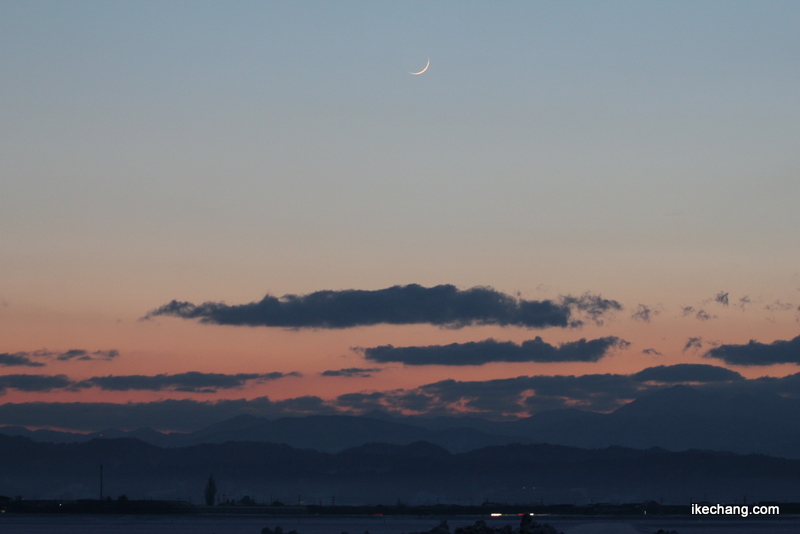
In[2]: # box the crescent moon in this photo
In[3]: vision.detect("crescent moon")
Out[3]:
[409,58,430,75]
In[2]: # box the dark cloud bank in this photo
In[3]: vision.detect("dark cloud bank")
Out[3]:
[0,371,298,395]
[362,336,628,365]
[56,349,119,361]
[401,364,746,415]
[705,334,800,366]
[0,364,773,431]
[76,371,299,393]
[321,368,383,378]
[0,353,44,368]
[641,348,662,356]
[0,374,73,392]
[0,349,118,367]
[144,284,621,329]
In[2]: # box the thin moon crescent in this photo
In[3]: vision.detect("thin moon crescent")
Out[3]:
[409,58,430,75]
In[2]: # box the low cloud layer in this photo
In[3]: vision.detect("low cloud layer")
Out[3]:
[0,353,45,368]
[56,349,119,361]
[0,349,119,366]
[0,364,758,430]
[402,364,744,415]
[0,374,73,393]
[362,336,628,366]
[705,335,800,366]
[76,371,299,393]
[321,368,383,378]
[632,364,743,383]
[0,371,299,395]
[143,285,620,329]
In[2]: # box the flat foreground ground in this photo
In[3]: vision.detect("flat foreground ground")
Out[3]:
[0,515,797,534]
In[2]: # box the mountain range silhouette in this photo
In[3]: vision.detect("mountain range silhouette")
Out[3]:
[4,385,800,457]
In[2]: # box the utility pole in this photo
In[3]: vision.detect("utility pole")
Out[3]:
[100,464,104,500]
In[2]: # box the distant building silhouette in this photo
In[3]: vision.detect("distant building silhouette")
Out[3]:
[204,474,217,506]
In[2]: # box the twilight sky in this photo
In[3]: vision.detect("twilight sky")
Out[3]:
[2,1,800,431]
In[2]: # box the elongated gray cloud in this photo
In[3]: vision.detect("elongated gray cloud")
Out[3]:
[76,371,299,393]
[0,371,299,395]
[0,353,45,368]
[632,364,743,383]
[56,349,119,361]
[704,335,800,366]
[0,374,72,394]
[764,300,794,313]
[142,284,618,329]
[321,367,383,378]
[0,349,119,365]
[362,336,628,366]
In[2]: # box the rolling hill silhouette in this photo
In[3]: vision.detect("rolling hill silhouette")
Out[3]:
[4,434,800,505]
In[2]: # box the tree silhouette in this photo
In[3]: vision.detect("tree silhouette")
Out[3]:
[204,474,217,506]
